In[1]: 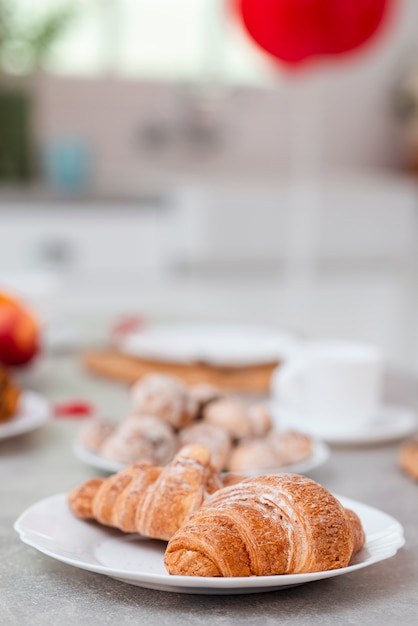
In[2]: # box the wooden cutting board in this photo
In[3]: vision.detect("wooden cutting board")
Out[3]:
[82,349,279,393]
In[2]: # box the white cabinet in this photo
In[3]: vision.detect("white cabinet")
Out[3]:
[169,173,418,272]
[0,200,171,275]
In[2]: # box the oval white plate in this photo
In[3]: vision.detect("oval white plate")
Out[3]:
[72,437,330,477]
[0,391,51,440]
[116,322,297,367]
[14,493,404,595]
[272,403,417,445]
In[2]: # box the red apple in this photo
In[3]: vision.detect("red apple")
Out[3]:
[0,292,40,367]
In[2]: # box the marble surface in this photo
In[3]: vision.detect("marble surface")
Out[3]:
[1,354,418,625]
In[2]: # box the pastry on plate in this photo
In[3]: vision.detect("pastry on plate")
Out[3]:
[188,382,223,417]
[129,373,197,428]
[178,422,232,472]
[227,430,313,473]
[267,430,313,465]
[202,397,272,441]
[164,473,365,577]
[75,373,315,476]
[100,413,178,466]
[77,417,116,453]
[0,364,21,422]
[68,444,223,540]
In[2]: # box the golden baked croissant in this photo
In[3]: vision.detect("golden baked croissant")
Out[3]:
[164,473,365,577]
[67,444,224,541]
[0,364,21,422]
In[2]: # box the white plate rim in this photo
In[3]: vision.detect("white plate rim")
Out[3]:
[0,390,51,440]
[14,493,405,595]
[272,403,417,445]
[72,437,330,476]
[116,321,297,367]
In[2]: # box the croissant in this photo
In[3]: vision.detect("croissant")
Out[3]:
[0,364,20,422]
[164,473,365,577]
[67,444,223,541]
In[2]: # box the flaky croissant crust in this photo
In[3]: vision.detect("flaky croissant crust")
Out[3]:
[164,473,365,577]
[67,444,223,541]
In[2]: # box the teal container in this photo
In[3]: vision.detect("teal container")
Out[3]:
[42,137,91,193]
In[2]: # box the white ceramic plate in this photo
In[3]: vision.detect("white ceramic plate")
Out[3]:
[0,391,51,440]
[72,442,126,474]
[116,322,296,366]
[14,493,404,595]
[72,437,330,477]
[272,403,417,445]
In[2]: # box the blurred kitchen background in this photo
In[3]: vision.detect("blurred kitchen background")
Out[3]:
[2,0,418,374]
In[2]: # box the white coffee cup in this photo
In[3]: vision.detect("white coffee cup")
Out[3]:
[271,340,383,431]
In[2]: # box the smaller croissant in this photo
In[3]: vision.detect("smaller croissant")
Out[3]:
[164,473,365,577]
[68,444,223,541]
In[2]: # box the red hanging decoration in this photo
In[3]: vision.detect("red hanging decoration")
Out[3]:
[231,0,396,68]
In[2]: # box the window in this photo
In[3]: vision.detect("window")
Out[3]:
[7,0,276,85]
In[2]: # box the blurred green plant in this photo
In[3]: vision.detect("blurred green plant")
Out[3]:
[0,1,76,182]
[0,0,75,75]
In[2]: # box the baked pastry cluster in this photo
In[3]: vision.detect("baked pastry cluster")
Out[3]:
[77,373,313,473]
[0,364,21,423]
[399,435,418,481]
[68,448,365,576]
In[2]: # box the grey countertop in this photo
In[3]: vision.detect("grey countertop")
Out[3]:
[1,355,418,626]
[0,183,168,208]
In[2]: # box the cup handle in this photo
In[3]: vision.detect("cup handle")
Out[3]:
[272,360,306,408]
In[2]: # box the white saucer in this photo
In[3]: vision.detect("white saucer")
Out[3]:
[116,322,296,366]
[14,492,405,595]
[271,403,417,445]
[72,438,330,476]
[72,442,126,474]
[0,391,51,440]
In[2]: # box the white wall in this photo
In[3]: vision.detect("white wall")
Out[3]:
[33,0,418,187]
